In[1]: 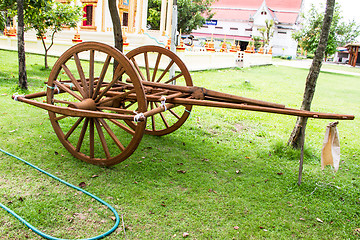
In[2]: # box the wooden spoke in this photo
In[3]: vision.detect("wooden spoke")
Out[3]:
[89,50,95,97]
[164,72,184,84]
[169,108,181,119]
[97,89,136,106]
[53,99,74,105]
[124,101,136,109]
[151,53,162,82]
[76,117,89,152]
[73,53,89,98]
[54,81,83,101]
[61,63,87,98]
[156,60,175,83]
[89,118,94,158]
[113,67,125,82]
[92,54,112,100]
[144,52,151,81]
[95,68,125,102]
[64,117,84,140]
[54,114,69,121]
[94,119,111,159]
[108,119,135,136]
[99,118,125,152]
[154,102,170,128]
[151,102,155,131]
[130,57,146,81]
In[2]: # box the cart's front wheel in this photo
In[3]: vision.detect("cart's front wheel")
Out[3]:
[47,42,146,166]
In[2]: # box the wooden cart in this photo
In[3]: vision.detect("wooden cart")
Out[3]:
[13,42,355,166]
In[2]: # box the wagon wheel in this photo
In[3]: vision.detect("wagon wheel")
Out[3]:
[125,45,193,136]
[46,42,146,166]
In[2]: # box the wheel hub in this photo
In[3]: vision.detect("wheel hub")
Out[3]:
[68,98,97,111]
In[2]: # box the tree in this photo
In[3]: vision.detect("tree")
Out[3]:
[147,0,161,30]
[17,0,27,89]
[25,0,82,69]
[288,0,335,150]
[108,0,122,74]
[258,19,274,48]
[147,0,215,34]
[293,2,360,60]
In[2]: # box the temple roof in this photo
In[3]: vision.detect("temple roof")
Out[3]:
[211,0,303,24]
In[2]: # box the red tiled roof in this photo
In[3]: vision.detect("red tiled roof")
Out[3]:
[212,0,302,11]
[211,0,302,24]
[213,9,257,21]
[275,12,299,23]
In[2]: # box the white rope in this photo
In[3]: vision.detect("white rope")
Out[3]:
[13,94,25,101]
[160,96,167,111]
[133,112,145,122]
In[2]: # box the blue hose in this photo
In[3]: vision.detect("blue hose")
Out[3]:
[0,148,120,240]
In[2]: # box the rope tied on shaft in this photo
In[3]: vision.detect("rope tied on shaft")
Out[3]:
[13,94,25,101]
[160,96,167,111]
[133,111,145,122]
[47,85,60,94]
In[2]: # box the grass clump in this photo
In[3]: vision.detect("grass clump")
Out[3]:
[0,49,359,239]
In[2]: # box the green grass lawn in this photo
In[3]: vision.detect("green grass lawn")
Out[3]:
[0,50,359,239]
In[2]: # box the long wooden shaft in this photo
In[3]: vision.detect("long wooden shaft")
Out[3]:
[12,96,145,121]
[169,98,354,120]
[135,80,285,109]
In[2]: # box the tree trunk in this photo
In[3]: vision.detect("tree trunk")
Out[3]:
[288,0,335,148]
[17,0,27,90]
[108,0,123,73]
[108,0,122,52]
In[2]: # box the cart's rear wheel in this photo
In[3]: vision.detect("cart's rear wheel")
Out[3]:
[47,42,146,166]
[125,45,193,136]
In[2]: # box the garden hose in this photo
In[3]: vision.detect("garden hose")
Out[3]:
[0,148,120,240]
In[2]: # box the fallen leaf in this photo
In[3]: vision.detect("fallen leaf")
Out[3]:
[277,172,283,175]
[54,151,59,155]
[182,232,189,238]
[316,218,323,223]
[354,228,360,233]
[234,226,239,230]
[91,175,98,178]
[138,161,143,164]
[299,218,305,221]
[202,158,209,162]
[111,216,116,221]
[245,156,250,159]
[177,170,186,174]
[79,182,86,188]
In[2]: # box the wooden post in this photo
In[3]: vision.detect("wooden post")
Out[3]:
[297,120,307,185]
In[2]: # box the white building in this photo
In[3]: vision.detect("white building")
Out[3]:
[192,0,304,58]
